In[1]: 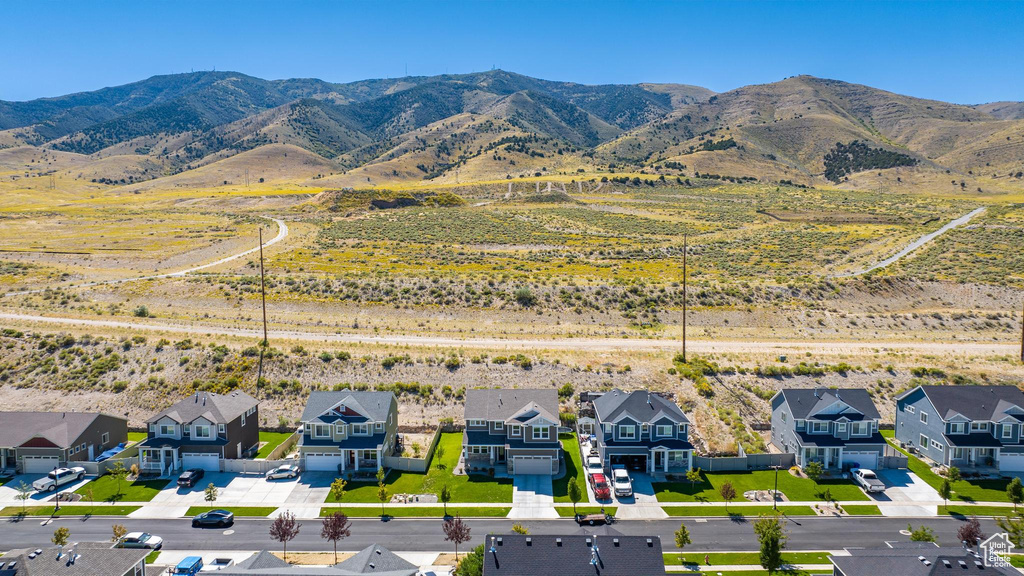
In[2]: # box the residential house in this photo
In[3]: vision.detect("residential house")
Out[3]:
[463,389,561,475]
[0,411,127,474]
[482,533,667,576]
[298,390,399,473]
[592,389,693,474]
[0,542,148,576]
[895,385,1024,471]
[138,390,259,473]
[830,542,1017,575]
[218,545,417,576]
[770,388,886,469]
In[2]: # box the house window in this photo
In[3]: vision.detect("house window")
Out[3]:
[194,425,212,440]
[241,413,246,427]
[532,427,550,440]
[375,422,384,432]
[1004,425,1014,439]
[641,423,650,433]
[953,448,966,459]
[618,426,636,440]
[101,432,109,444]
[837,422,847,432]
[971,422,988,432]
[949,422,966,434]
[906,405,915,414]
[851,422,867,435]
[920,412,928,424]
[494,421,504,431]
[795,420,806,431]
[312,424,331,438]
[218,424,225,435]
[781,412,787,423]
[931,440,943,451]
[352,424,369,435]
[509,425,522,437]
[468,419,485,427]
[811,422,829,433]
[159,424,175,436]
[678,423,687,433]
[656,425,673,437]
[335,424,345,435]
[920,434,929,448]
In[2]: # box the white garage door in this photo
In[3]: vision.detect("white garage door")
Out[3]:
[513,456,552,475]
[1000,454,1024,472]
[842,451,878,470]
[23,455,60,474]
[304,453,342,472]
[182,453,221,472]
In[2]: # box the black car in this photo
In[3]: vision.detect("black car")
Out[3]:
[192,509,234,528]
[177,468,205,488]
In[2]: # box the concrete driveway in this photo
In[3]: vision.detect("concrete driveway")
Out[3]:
[0,474,92,504]
[509,474,557,519]
[611,472,666,519]
[872,469,939,517]
[150,472,301,506]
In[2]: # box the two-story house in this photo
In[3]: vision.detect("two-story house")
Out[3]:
[895,385,1024,472]
[138,390,260,473]
[770,388,886,469]
[463,389,561,475]
[592,389,693,474]
[298,390,399,473]
[0,411,127,474]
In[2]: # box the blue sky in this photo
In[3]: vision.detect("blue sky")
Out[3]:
[1,0,1021,104]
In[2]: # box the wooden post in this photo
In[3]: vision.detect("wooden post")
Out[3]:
[682,233,687,364]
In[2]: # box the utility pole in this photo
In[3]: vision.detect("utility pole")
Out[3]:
[1020,300,1023,364]
[256,227,269,397]
[681,233,687,363]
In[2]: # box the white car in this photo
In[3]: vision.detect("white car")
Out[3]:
[851,468,886,493]
[586,457,604,477]
[265,464,300,480]
[117,532,163,550]
[32,466,86,492]
[611,467,633,497]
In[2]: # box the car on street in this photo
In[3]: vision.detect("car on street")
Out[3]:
[611,466,633,497]
[265,464,300,480]
[852,468,886,493]
[589,472,612,500]
[575,510,614,525]
[116,532,163,549]
[177,468,205,488]
[585,456,604,477]
[191,509,234,527]
[32,467,86,492]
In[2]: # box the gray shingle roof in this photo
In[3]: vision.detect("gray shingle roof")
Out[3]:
[778,388,880,421]
[917,385,1024,421]
[2,542,147,576]
[146,390,258,425]
[300,391,395,424]
[334,544,417,575]
[464,389,559,424]
[0,412,124,449]
[482,534,666,576]
[219,546,416,576]
[233,550,290,570]
[831,545,1017,576]
[592,389,688,425]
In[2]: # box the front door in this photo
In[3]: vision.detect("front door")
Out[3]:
[348,451,356,467]
[163,448,175,470]
[496,447,506,462]
[653,451,664,471]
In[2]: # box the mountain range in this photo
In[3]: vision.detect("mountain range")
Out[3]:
[1,70,1022,191]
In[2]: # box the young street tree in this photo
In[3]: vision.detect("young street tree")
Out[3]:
[205,482,218,503]
[1007,477,1024,510]
[754,514,786,573]
[111,524,127,543]
[109,460,128,498]
[330,478,347,503]
[568,479,583,515]
[320,512,352,564]
[674,522,692,560]
[957,516,985,547]
[270,511,301,561]
[15,481,32,513]
[720,482,737,513]
[376,467,390,516]
[443,515,472,560]
[998,514,1024,548]
[440,484,452,517]
[939,478,952,509]
[52,526,70,551]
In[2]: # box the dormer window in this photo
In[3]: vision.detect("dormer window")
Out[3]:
[837,422,847,433]
[509,425,522,437]
[949,422,965,435]
[312,423,331,438]
[970,422,988,432]
[811,422,828,433]
[656,425,673,437]
[159,424,176,436]
[194,425,212,440]
[352,423,369,435]
[532,427,550,440]
[618,425,636,440]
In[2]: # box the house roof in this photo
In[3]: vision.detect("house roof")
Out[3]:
[218,545,416,576]
[481,534,666,576]
[592,389,688,425]
[795,431,886,448]
[146,391,258,425]
[0,412,124,450]
[916,386,1024,421]
[778,388,880,421]
[1,542,147,576]
[943,433,1005,448]
[464,389,559,424]
[831,545,1017,576]
[334,544,418,576]
[300,391,395,424]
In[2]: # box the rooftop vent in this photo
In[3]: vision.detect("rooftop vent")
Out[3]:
[958,560,967,568]
[646,538,653,547]
[585,538,592,546]
[613,539,620,546]
[375,550,381,555]
[556,538,562,546]
[369,563,375,569]
[942,560,951,568]
[526,538,532,546]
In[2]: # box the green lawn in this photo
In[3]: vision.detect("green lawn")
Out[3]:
[841,504,882,516]
[653,470,868,502]
[185,506,276,517]
[127,432,147,444]
[666,571,812,576]
[1,505,141,517]
[665,551,831,565]
[884,436,1011,502]
[0,477,10,487]
[319,506,510,518]
[75,475,168,503]
[145,551,161,564]
[256,432,294,459]
[553,433,585,503]
[1007,555,1024,568]
[662,505,816,517]
[326,433,512,503]
[555,506,617,517]
[940,505,1022,517]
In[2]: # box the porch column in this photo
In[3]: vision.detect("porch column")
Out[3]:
[355,451,360,471]
[649,449,655,473]
[688,450,693,471]
[377,448,382,470]
[837,447,844,469]
[663,451,669,473]
[341,450,346,472]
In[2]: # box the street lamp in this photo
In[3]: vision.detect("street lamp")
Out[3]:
[772,456,780,511]
[53,465,60,513]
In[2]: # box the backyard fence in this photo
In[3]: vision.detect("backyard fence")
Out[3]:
[261,432,299,461]
[383,427,442,473]
[693,453,796,472]
[223,459,292,474]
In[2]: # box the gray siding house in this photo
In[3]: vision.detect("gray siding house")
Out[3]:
[592,389,693,473]
[1,542,149,576]
[138,390,260,473]
[770,388,886,469]
[298,390,399,473]
[895,385,1024,472]
[463,389,561,475]
[0,412,128,474]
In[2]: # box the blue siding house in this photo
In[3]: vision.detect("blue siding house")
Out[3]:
[770,388,886,469]
[592,389,693,473]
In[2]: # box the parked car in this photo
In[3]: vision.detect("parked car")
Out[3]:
[852,468,886,493]
[192,509,235,528]
[177,468,205,488]
[171,556,204,575]
[117,532,163,549]
[32,467,85,492]
[589,472,612,500]
[575,511,614,525]
[611,467,633,497]
[586,457,604,477]
[265,464,300,480]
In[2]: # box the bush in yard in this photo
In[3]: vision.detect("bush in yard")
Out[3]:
[803,461,823,482]
[455,544,484,576]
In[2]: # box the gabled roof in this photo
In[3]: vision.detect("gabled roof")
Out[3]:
[916,385,1024,421]
[0,412,124,449]
[464,389,559,424]
[146,391,258,425]
[232,550,290,570]
[482,534,666,576]
[831,545,1017,576]
[592,389,688,425]
[2,542,147,576]
[219,545,416,576]
[334,544,418,576]
[300,391,395,424]
[777,388,880,421]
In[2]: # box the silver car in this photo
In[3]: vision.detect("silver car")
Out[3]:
[265,464,300,480]
[118,532,163,550]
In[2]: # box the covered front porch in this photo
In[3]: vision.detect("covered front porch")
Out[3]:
[139,446,179,475]
[464,444,507,465]
[650,447,692,473]
[799,446,843,469]
[949,447,998,469]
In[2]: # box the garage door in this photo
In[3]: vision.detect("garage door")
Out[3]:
[182,453,221,472]
[1000,454,1024,472]
[23,455,60,474]
[842,451,878,470]
[513,456,552,475]
[305,453,342,472]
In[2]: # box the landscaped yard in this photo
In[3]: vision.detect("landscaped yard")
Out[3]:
[665,551,831,566]
[553,433,585,503]
[653,470,868,502]
[662,505,816,517]
[325,433,512,503]
[883,432,1011,502]
[318,506,510,518]
[841,504,882,516]
[1,505,141,517]
[185,506,276,517]
[940,505,1021,517]
[256,432,294,459]
[75,475,169,502]
[126,432,147,444]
